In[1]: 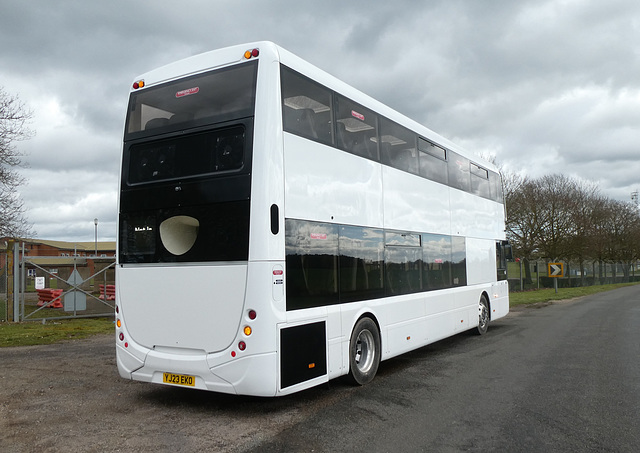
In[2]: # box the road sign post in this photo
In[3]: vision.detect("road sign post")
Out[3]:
[548,262,564,294]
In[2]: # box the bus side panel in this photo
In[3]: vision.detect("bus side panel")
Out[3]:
[466,237,497,285]
[283,133,383,228]
[450,191,505,239]
[491,280,510,320]
[250,56,285,262]
[382,166,451,235]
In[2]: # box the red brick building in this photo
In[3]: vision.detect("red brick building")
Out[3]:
[1,238,116,292]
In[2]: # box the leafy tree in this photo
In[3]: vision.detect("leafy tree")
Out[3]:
[0,87,34,238]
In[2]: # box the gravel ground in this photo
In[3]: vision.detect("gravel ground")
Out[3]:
[0,334,341,452]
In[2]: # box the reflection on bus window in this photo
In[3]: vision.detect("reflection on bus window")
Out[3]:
[281,66,333,145]
[422,233,452,290]
[418,138,448,185]
[339,226,384,302]
[448,152,471,192]
[379,117,418,174]
[128,126,245,185]
[470,163,491,198]
[451,236,467,286]
[126,61,257,137]
[335,94,379,160]
[285,219,339,310]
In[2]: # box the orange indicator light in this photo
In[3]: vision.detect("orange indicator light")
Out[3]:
[243,326,252,336]
[308,363,315,369]
[116,319,121,328]
[244,48,259,59]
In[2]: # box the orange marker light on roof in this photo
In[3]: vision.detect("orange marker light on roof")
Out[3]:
[244,48,259,59]
[133,80,145,89]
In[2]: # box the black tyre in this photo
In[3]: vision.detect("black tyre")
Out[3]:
[347,317,381,386]
[475,294,490,335]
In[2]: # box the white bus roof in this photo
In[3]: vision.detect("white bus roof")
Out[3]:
[132,41,497,173]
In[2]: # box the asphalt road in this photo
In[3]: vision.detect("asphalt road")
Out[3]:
[2,286,639,452]
[250,286,640,452]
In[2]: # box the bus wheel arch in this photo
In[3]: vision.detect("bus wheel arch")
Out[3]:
[474,292,491,335]
[346,315,381,386]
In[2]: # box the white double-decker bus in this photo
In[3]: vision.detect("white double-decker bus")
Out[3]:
[116,42,510,396]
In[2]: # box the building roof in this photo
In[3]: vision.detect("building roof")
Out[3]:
[17,238,116,252]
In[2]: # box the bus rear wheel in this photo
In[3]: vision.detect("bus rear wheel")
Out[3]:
[347,317,381,386]
[475,294,490,335]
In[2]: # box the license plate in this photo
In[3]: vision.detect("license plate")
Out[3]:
[162,372,196,387]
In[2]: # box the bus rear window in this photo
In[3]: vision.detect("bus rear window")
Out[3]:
[126,61,257,138]
[127,125,246,184]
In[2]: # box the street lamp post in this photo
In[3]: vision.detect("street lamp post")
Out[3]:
[94,218,98,257]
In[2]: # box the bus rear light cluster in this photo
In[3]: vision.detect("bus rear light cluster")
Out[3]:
[132,79,145,89]
[116,306,128,348]
[118,331,129,348]
[243,48,259,59]
[230,309,257,357]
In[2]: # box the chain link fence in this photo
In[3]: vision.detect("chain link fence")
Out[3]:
[508,259,640,292]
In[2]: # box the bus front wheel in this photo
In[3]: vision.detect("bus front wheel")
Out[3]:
[475,294,490,335]
[347,317,381,386]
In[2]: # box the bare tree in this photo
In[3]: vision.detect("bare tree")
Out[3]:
[0,87,34,237]
[505,173,541,284]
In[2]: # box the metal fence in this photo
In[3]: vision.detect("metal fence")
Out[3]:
[508,259,640,292]
[4,242,116,322]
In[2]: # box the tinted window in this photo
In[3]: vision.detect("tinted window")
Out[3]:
[339,226,384,302]
[127,126,245,185]
[451,236,467,286]
[422,234,452,290]
[335,94,379,160]
[470,163,491,198]
[284,220,471,309]
[418,138,448,185]
[496,241,508,281]
[379,117,418,174]
[385,231,422,295]
[490,171,504,203]
[281,66,333,145]
[119,201,250,264]
[285,220,339,310]
[126,61,257,138]
[448,152,470,192]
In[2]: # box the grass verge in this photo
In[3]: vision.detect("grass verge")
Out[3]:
[509,282,640,307]
[0,317,114,348]
[1,282,638,348]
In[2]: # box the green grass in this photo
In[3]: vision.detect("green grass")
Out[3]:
[0,317,114,348]
[509,282,640,307]
[1,282,639,348]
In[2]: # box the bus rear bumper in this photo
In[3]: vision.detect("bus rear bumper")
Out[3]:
[125,348,278,396]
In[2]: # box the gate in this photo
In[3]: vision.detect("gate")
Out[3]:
[7,242,116,322]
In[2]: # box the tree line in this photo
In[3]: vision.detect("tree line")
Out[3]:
[505,173,640,283]
[1,87,33,238]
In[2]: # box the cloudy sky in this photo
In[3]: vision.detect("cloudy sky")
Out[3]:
[1,0,639,242]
